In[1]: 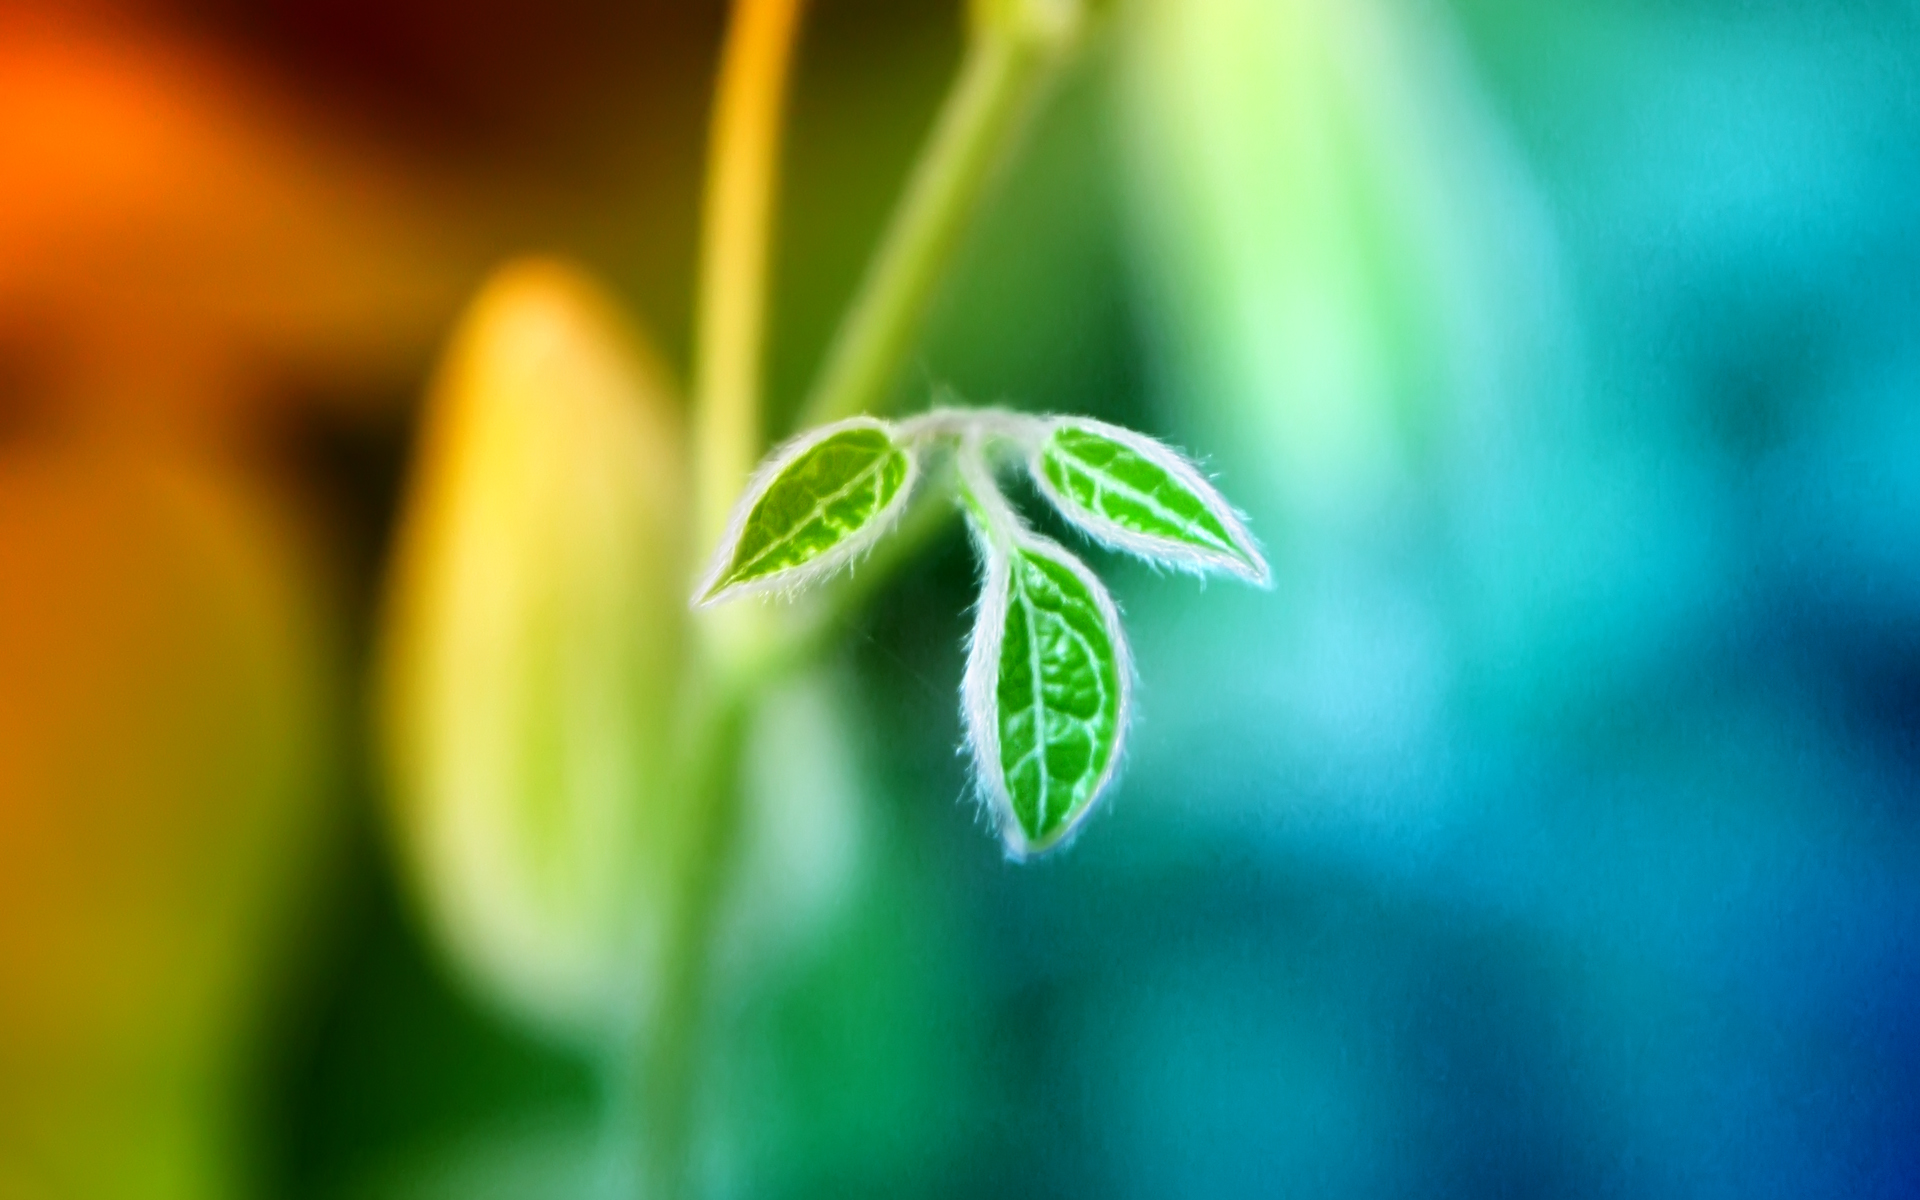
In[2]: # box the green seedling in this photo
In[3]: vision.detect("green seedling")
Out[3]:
[696,408,1267,855]
[379,1,1270,1192]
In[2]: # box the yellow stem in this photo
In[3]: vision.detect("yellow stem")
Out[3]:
[642,8,809,1198]
[692,0,809,558]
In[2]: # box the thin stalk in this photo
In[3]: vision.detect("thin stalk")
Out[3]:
[795,25,1067,429]
[646,3,808,1198]
[640,682,752,1200]
[692,0,809,556]
[644,6,1084,1197]
[956,430,1026,552]
[897,404,1047,449]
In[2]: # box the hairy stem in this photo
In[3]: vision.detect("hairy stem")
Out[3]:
[796,19,1069,429]
[956,431,1026,552]
[898,404,1047,449]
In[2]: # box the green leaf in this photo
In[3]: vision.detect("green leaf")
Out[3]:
[1032,418,1268,583]
[697,417,917,605]
[964,535,1130,855]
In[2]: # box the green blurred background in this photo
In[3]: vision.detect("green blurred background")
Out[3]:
[2,0,1917,1196]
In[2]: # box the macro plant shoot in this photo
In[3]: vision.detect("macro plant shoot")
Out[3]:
[4,0,1910,1196]
[695,408,1266,855]
[372,0,1262,1195]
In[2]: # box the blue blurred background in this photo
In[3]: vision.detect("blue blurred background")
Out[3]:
[1,0,1915,1196]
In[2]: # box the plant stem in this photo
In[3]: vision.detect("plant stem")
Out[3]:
[956,430,1027,552]
[645,5,1085,1196]
[640,682,751,1200]
[795,22,1068,429]
[648,3,807,1197]
[897,404,1048,449]
[693,0,809,556]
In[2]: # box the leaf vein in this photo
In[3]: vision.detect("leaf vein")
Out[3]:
[1059,448,1234,554]
[728,450,895,582]
[1018,566,1051,833]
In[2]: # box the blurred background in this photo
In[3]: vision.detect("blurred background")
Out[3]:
[2,0,1917,1196]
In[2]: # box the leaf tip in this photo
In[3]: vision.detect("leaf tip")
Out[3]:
[1232,544,1274,590]
[997,820,1075,861]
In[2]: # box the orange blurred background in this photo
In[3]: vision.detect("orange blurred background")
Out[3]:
[0,3,722,1192]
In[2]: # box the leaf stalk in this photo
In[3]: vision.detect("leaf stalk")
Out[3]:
[643,3,1088,1194]
[647,2,807,1197]
[796,24,1070,429]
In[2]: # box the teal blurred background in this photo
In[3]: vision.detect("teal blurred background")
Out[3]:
[1,0,1916,1196]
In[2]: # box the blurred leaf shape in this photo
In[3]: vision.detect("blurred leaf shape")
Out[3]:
[723,668,867,979]
[1110,0,1580,777]
[377,259,688,1044]
[0,443,338,1199]
[1116,0,1566,526]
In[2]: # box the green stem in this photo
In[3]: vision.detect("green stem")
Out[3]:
[649,1,806,1196]
[955,431,1025,553]
[642,6,1086,1197]
[795,20,1069,429]
[639,683,752,1200]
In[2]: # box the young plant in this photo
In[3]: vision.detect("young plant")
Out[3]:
[379,0,1266,1195]
[695,408,1267,856]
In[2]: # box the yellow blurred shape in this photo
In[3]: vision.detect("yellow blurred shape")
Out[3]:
[378,258,689,1045]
